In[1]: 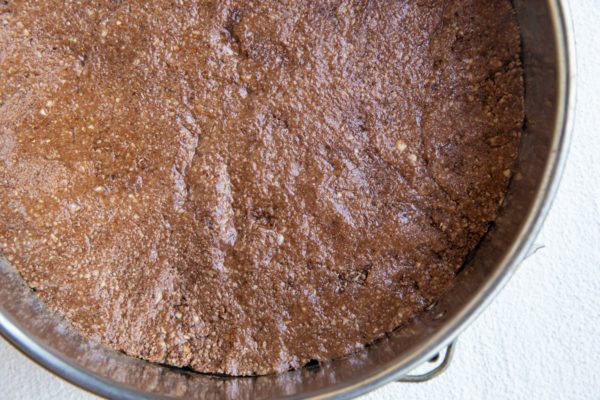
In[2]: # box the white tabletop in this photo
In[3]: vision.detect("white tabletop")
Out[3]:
[2,2,599,399]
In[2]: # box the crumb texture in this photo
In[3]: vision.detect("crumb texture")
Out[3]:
[0,0,523,375]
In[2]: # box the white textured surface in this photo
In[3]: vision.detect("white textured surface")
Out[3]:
[2,2,599,399]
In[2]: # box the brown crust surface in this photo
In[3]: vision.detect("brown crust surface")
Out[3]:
[0,0,523,375]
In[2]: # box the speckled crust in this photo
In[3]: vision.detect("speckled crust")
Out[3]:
[0,0,523,375]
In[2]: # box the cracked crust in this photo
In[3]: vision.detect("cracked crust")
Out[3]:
[0,0,523,375]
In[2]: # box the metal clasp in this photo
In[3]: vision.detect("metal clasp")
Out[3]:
[397,341,456,383]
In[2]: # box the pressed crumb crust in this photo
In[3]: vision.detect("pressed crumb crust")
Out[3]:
[0,0,523,375]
